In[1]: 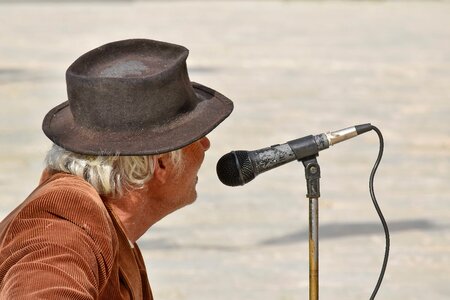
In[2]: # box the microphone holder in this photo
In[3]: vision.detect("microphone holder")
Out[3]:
[301,155,321,300]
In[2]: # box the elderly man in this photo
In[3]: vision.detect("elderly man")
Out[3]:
[0,39,233,299]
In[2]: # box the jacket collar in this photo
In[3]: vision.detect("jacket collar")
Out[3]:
[104,202,144,300]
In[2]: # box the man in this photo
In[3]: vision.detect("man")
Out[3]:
[0,39,233,299]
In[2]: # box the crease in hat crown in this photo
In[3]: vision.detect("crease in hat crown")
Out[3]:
[67,39,189,80]
[42,38,234,156]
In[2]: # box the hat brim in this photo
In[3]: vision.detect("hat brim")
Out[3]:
[42,82,233,155]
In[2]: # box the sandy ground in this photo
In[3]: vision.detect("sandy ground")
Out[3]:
[0,1,449,299]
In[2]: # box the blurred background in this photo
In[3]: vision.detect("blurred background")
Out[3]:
[0,0,449,299]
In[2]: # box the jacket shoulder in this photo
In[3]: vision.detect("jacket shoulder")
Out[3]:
[1,173,118,265]
[0,173,119,297]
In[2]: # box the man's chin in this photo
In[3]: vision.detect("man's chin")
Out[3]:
[177,192,197,209]
[186,192,197,205]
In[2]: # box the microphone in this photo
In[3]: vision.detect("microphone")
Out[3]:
[216,124,373,186]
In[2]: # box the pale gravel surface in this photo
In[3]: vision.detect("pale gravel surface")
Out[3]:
[0,1,449,299]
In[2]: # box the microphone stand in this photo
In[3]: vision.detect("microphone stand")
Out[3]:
[301,155,321,300]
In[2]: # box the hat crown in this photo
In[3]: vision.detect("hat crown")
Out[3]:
[66,39,199,130]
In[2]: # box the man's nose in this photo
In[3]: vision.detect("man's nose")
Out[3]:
[199,137,210,151]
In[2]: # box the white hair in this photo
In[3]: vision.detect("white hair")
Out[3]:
[45,144,182,197]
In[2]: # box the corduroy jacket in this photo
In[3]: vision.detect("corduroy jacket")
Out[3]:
[0,171,153,299]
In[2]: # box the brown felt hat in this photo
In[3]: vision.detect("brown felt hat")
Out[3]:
[42,39,233,155]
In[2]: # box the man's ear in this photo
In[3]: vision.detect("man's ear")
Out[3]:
[152,156,168,184]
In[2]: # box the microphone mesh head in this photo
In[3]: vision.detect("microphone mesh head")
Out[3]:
[216,151,255,186]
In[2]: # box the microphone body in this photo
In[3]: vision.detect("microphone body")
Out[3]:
[216,124,372,186]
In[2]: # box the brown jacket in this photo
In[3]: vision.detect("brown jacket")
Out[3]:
[0,172,153,299]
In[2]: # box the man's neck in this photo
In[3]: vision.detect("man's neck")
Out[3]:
[103,186,166,244]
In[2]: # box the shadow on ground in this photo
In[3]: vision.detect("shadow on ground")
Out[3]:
[139,219,439,251]
[260,219,437,245]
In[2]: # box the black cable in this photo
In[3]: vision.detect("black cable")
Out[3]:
[369,125,390,299]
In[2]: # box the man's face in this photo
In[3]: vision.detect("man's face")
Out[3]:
[158,136,210,210]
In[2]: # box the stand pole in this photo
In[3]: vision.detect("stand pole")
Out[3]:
[302,156,321,300]
[309,197,319,300]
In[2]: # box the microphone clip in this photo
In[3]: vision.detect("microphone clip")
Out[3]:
[301,156,321,199]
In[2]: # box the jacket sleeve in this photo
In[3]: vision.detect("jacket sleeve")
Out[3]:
[0,184,117,299]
